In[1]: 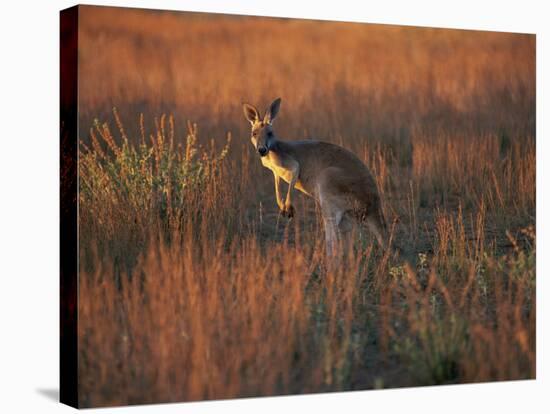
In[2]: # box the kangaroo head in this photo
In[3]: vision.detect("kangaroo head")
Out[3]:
[242,98,281,157]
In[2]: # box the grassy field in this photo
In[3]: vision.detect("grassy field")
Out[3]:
[76,6,535,407]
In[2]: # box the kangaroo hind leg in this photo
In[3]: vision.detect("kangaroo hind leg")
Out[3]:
[317,168,350,258]
[319,199,344,258]
[364,209,388,249]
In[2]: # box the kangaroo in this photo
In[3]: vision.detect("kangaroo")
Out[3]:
[243,98,388,257]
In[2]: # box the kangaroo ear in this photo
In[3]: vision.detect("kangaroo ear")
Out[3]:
[264,98,281,124]
[243,103,260,124]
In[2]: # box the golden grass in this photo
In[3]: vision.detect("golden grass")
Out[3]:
[75,5,535,407]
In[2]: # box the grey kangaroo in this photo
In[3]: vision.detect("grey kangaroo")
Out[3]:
[243,98,388,256]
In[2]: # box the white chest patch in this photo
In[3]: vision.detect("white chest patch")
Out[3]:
[261,156,294,183]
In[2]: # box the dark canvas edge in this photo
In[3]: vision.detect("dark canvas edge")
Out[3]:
[60,4,79,409]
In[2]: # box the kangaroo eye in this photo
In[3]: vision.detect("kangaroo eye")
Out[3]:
[267,131,273,137]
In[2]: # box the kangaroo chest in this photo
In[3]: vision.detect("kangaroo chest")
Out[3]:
[260,152,311,195]
[261,156,294,182]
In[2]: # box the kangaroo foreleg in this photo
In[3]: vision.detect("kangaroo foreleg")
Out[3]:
[281,161,299,218]
[273,173,285,211]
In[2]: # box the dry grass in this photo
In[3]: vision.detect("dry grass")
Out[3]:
[76,5,535,407]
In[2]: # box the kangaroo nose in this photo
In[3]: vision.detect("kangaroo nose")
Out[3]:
[258,146,268,156]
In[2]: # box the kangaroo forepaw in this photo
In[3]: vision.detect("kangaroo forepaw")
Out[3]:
[279,205,295,218]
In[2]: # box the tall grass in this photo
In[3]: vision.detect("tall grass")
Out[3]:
[79,110,232,273]
[76,5,535,407]
[77,113,535,406]
[77,6,534,148]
